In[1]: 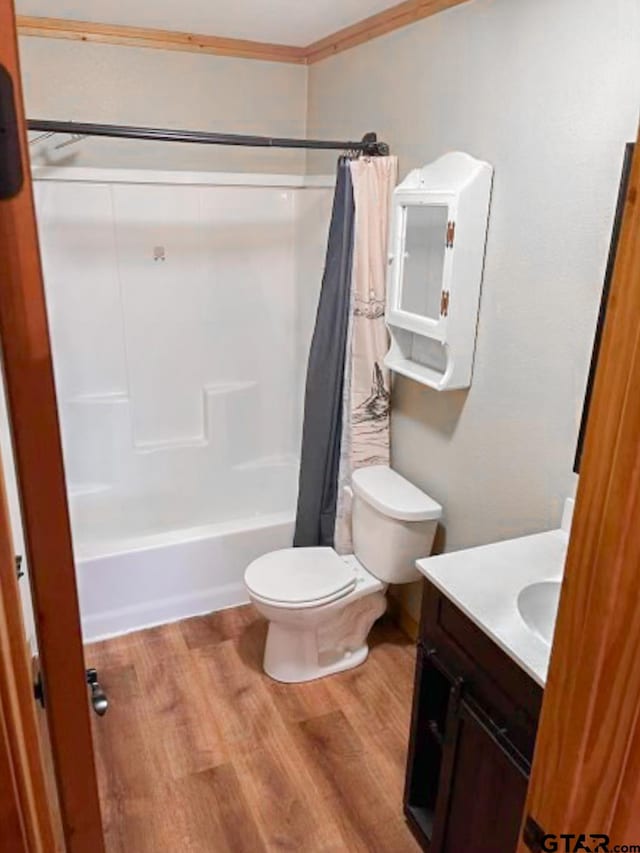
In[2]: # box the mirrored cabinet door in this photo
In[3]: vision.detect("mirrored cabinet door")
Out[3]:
[400,204,449,322]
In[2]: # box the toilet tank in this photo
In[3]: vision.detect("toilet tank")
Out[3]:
[351,466,442,584]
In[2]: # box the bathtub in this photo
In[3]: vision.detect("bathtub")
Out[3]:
[70,453,299,642]
[76,509,295,643]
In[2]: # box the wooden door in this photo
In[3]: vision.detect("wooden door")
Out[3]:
[518,129,640,849]
[0,444,60,852]
[0,704,27,853]
[0,3,105,851]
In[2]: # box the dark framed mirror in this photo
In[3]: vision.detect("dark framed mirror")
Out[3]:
[574,142,635,473]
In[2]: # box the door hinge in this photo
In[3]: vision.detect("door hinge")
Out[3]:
[440,290,450,317]
[0,64,24,200]
[446,220,456,248]
[33,671,45,708]
[15,554,24,581]
[522,815,548,852]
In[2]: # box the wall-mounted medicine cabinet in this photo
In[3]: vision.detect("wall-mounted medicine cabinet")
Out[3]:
[385,152,493,391]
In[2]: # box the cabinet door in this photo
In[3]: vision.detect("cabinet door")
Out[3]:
[441,698,529,853]
[405,646,461,846]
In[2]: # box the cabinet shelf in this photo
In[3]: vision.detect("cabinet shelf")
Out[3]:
[383,351,453,392]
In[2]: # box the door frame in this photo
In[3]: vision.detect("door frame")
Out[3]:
[518,128,640,847]
[0,3,104,850]
[0,450,57,852]
[2,0,640,846]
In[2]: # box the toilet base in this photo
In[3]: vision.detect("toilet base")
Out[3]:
[264,625,370,683]
[262,590,387,684]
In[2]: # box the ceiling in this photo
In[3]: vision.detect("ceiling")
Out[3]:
[16,0,403,45]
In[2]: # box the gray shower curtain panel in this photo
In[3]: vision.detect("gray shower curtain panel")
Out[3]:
[293,157,355,547]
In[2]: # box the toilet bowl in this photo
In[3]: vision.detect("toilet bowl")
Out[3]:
[244,465,442,683]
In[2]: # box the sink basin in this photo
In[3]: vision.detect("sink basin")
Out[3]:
[517,580,561,645]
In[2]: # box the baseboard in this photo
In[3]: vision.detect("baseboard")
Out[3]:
[387,595,420,642]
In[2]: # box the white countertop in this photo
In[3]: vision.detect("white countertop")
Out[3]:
[416,527,569,687]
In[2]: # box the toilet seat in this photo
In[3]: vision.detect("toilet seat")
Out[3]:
[244,547,357,609]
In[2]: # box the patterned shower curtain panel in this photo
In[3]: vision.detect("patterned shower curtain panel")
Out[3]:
[334,155,398,553]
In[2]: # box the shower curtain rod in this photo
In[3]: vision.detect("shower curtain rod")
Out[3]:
[27,119,390,156]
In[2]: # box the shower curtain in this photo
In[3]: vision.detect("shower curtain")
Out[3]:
[293,158,355,547]
[334,156,398,553]
[294,154,398,550]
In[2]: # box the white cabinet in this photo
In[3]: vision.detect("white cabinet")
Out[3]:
[385,152,493,391]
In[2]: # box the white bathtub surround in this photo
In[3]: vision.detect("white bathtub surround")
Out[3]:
[34,168,333,641]
[415,498,575,686]
[31,167,335,189]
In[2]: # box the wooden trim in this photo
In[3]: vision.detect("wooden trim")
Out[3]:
[0,451,58,852]
[0,3,105,851]
[16,15,308,64]
[304,0,471,64]
[517,130,640,847]
[17,2,471,67]
[0,693,29,853]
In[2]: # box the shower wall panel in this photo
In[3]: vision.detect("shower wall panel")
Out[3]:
[34,174,332,550]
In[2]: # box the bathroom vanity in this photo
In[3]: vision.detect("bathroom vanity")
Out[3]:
[404,525,569,851]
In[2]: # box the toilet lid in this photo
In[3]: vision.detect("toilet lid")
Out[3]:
[244,547,357,605]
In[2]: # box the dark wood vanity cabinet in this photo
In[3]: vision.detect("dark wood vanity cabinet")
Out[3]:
[404,580,543,852]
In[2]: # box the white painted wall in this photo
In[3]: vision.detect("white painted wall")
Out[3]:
[307,0,640,617]
[19,36,308,173]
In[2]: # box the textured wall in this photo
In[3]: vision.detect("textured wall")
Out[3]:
[307,0,640,617]
[19,36,309,173]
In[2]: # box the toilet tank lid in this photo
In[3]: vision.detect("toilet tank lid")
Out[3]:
[351,465,442,522]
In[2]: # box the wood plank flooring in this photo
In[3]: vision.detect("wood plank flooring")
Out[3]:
[84,606,421,852]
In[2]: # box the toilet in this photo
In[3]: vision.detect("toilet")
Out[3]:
[244,465,442,683]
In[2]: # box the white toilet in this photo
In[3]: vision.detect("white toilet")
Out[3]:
[244,465,442,683]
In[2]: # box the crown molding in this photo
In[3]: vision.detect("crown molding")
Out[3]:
[305,0,469,64]
[16,16,307,65]
[18,2,470,66]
